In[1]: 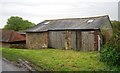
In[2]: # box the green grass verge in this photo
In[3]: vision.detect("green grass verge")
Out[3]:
[1,47,114,71]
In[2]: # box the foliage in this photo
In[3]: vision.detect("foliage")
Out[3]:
[100,20,120,67]
[4,16,35,31]
[111,21,120,34]
[100,35,120,66]
[2,47,111,71]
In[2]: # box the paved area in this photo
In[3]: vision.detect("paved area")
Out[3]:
[2,59,28,71]
[0,57,2,73]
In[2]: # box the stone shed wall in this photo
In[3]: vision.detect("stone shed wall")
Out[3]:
[26,32,48,49]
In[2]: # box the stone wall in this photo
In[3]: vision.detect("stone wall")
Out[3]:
[26,32,48,49]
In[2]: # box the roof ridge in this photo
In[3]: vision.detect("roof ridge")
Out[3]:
[44,15,109,21]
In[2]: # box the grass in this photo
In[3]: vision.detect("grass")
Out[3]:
[1,47,114,71]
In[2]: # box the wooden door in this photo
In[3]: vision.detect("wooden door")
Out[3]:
[81,31,94,51]
[49,31,76,50]
[64,31,76,50]
[48,31,64,49]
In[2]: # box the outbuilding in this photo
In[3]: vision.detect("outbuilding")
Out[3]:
[25,15,113,51]
[0,29,26,48]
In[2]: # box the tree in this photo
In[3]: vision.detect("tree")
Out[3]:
[100,21,120,67]
[4,16,35,31]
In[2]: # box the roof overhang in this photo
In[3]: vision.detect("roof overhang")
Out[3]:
[26,28,100,33]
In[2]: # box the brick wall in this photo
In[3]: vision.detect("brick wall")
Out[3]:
[94,31,98,51]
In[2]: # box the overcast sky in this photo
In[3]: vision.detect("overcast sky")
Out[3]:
[0,0,119,28]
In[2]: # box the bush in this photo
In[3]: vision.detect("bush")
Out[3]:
[100,32,120,66]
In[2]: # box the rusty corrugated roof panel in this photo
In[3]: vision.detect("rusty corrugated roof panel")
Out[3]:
[0,29,26,42]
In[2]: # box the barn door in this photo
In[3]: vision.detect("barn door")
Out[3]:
[81,31,94,51]
[49,31,76,50]
[64,31,71,50]
[76,31,82,51]
[64,31,76,50]
[48,31,64,49]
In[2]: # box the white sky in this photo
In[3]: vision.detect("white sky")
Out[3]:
[0,0,120,28]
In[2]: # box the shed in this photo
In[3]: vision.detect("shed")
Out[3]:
[25,15,113,51]
[0,29,26,48]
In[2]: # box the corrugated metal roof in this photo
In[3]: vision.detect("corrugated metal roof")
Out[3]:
[0,29,26,42]
[25,15,112,32]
